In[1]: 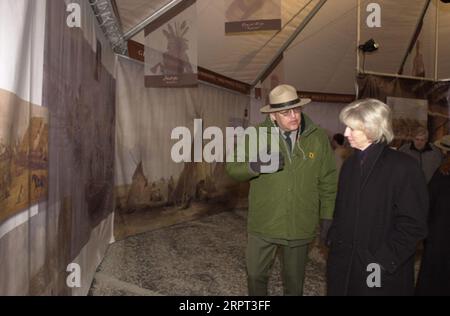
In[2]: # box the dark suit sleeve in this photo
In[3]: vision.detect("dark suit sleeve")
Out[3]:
[374,160,429,274]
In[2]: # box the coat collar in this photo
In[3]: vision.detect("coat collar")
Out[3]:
[354,142,387,191]
[410,141,433,153]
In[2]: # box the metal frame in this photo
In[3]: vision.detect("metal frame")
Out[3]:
[356,0,361,74]
[123,0,184,41]
[251,0,328,87]
[89,0,127,54]
[359,70,436,81]
[434,0,440,81]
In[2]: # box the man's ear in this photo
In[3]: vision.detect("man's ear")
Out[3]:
[269,113,276,122]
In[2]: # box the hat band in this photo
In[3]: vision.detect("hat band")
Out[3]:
[442,142,450,149]
[270,98,300,109]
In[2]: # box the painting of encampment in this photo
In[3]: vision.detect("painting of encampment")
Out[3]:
[0,88,48,223]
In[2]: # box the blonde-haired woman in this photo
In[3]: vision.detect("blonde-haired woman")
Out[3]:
[326,99,428,296]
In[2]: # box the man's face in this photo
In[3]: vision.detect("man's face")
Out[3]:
[414,134,427,151]
[270,108,301,132]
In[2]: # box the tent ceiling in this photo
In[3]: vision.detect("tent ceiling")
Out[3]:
[114,0,450,95]
[284,0,357,94]
[128,0,324,85]
[115,0,172,33]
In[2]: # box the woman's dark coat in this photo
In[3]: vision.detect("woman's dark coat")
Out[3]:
[416,169,450,296]
[327,143,428,296]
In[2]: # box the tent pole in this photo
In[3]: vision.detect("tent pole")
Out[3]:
[251,0,328,87]
[361,70,435,81]
[123,0,184,41]
[90,0,127,54]
[434,0,439,81]
[356,0,361,74]
[397,0,432,75]
[355,0,361,97]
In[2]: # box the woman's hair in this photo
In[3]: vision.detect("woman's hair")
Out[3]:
[339,98,394,144]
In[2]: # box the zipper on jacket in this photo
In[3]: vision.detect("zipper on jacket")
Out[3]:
[296,141,307,161]
[296,126,310,161]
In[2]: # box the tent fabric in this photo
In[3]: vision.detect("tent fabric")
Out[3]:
[0,0,48,295]
[131,0,323,85]
[115,0,173,33]
[121,0,450,94]
[0,0,115,295]
[43,0,116,295]
[114,56,250,239]
[1,0,449,297]
[287,0,450,94]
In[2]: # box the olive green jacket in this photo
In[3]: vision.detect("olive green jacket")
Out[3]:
[225,115,337,240]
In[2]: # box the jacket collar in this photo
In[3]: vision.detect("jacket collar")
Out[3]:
[355,142,387,191]
[410,142,432,153]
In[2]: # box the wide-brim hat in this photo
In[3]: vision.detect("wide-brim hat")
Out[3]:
[434,135,450,152]
[260,84,311,113]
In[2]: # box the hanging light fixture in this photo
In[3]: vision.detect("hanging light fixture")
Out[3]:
[358,38,379,74]
[358,38,380,53]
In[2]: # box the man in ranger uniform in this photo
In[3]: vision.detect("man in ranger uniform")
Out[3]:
[226,84,337,295]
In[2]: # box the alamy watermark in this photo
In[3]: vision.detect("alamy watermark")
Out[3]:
[171,119,282,172]
[366,263,382,288]
[66,263,81,288]
[366,3,381,28]
[66,3,81,28]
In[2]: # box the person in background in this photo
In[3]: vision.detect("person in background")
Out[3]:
[399,126,443,182]
[331,133,352,175]
[327,99,428,296]
[226,84,337,296]
[416,135,450,296]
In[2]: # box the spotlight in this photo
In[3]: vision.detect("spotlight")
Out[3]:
[358,39,379,53]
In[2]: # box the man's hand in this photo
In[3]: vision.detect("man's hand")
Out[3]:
[249,152,285,174]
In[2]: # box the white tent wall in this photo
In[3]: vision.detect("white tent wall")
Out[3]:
[0,0,116,295]
[302,102,347,137]
[114,56,250,239]
[0,0,47,296]
[43,0,116,296]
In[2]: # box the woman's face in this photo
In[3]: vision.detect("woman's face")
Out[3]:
[344,126,372,150]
